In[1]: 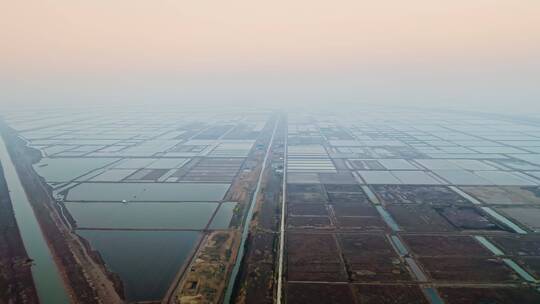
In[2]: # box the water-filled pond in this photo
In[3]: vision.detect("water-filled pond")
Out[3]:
[78,230,200,302]
[66,202,218,229]
[66,182,230,201]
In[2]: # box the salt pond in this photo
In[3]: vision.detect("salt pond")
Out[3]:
[66,202,218,229]
[66,182,230,201]
[209,202,237,229]
[78,230,200,302]
[33,157,119,182]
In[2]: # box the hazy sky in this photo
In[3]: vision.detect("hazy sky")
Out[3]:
[2,1,539,113]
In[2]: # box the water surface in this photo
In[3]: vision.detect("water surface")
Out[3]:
[66,202,217,229]
[78,230,200,302]
[209,202,237,229]
[66,182,230,201]
[33,157,119,182]
[0,136,70,304]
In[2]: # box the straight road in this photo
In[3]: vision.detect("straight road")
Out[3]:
[276,116,288,304]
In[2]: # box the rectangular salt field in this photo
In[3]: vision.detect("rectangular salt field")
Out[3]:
[208,202,237,229]
[495,207,540,231]
[65,202,218,229]
[527,172,540,179]
[287,173,321,184]
[209,143,254,157]
[287,145,328,157]
[391,171,442,185]
[33,157,120,182]
[146,158,189,169]
[450,159,497,170]
[474,171,539,186]
[66,182,230,201]
[119,140,180,156]
[113,158,157,169]
[471,147,528,154]
[433,170,493,185]
[436,147,475,154]
[415,159,464,170]
[287,158,336,173]
[425,153,506,159]
[378,159,418,170]
[89,169,137,182]
[328,140,362,146]
[77,230,200,302]
[358,171,401,184]
[42,146,77,156]
[417,159,498,171]
[510,154,540,166]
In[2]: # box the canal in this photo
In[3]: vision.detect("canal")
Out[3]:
[0,135,71,303]
[223,117,279,303]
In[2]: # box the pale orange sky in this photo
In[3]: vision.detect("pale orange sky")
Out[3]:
[1,0,540,111]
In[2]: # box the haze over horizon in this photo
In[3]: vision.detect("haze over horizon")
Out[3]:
[2,1,539,114]
[3,4,540,303]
